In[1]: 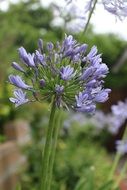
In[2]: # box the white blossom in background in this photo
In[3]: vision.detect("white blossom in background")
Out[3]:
[61,0,127,33]
[51,0,90,33]
[102,0,127,20]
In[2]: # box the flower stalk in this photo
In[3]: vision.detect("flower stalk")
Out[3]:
[47,110,63,190]
[83,0,98,35]
[41,99,56,190]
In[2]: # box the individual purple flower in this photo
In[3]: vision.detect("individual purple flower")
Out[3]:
[74,44,88,54]
[19,47,35,67]
[116,140,127,155]
[19,47,28,63]
[75,91,96,114]
[76,103,96,114]
[12,62,25,73]
[35,50,46,66]
[9,89,29,107]
[55,85,64,107]
[94,89,111,103]
[47,42,54,51]
[38,39,43,52]
[79,44,88,53]
[63,35,75,48]
[86,79,96,87]
[40,79,46,87]
[9,75,32,90]
[60,65,75,80]
[75,92,88,108]
[62,35,76,55]
[94,63,109,78]
[87,46,98,61]
[55,85,64,94]
[26,53,35,67]
[91,54,102,66]
[72,54,81,63]
[80,66,95,80]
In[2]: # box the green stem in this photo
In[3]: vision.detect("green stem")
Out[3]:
[41,100,56,190]
[82,0,98,35]
[47,110,62,190]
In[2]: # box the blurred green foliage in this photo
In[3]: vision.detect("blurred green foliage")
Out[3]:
[0,0,62,81]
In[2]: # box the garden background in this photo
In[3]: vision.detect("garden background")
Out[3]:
[0,0,127,190]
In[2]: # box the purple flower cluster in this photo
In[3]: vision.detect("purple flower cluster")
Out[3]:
[9,35,110,113]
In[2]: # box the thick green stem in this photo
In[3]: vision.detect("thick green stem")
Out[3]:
[41,100,56,190]
[82,0,98,35]
[47,110,62,190]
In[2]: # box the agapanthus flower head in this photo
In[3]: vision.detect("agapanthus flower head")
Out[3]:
[9,35,110,113]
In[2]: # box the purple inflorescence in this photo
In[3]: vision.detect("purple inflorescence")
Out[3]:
[9,35,110,111]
